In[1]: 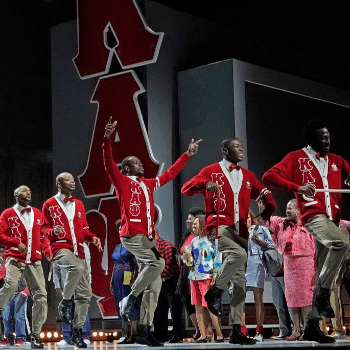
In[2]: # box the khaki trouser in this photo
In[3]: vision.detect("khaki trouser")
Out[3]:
[53,249,92,328]
[208,225,248,325]
[121,235,164,326]
[305,215,349,320]
[0,259,47,334]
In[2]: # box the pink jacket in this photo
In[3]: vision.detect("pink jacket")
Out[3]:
[266,216,315,256]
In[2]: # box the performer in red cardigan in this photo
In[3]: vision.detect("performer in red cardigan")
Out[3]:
[41,173,102,348]
[263,119,350,343]
[103,120,201,347]
[182,137,276,345]
[0,185,52,348]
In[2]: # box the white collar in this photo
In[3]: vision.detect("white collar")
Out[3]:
[14,203,31,212]
[57,192,73,202]
[222,158,234,170]
[127,175,142,182]
[306,145,317,157]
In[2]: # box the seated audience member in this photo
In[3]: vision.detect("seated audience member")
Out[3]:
[153,229,183,343]
[183,215,223,343]
[265,199,316,341]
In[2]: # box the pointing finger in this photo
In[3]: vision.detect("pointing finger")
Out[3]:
[194,139,203,145]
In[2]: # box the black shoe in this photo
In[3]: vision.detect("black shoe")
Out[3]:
[59,299,73,325]
[315,287,335,318]
[72,328,87,348]
[204,286,224,317]
[117,336,130,344]
[31,333,44,349]
[136,324,164,347]
[229,324,256,345]
[119,294,137,322]
[169,335,183,343]
[196,338,207,343]
[125,335,137,344]
[303,319,335,343]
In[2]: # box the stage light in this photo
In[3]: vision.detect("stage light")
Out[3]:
[47,332,52,338]
[92,332,98,337]
[99,331,104,337]
[40,332,45,339]
[113,332,118,336]
[54,332,59,338]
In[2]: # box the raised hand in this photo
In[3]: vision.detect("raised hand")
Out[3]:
[186,138,202,157]
[104,117,117,138]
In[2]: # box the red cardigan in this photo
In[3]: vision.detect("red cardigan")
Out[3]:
[181,161,276,240]
[263,148,350,224]
[0,206,51,263]
[103,137,190,239]
[41,196,95,258]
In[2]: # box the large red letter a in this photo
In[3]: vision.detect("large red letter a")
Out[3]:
[73,0,163,79]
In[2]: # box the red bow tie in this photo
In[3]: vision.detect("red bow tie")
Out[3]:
[21,207,31,214]
[316,152,328,160]
[64,196,75,203]
[229,164,241,171]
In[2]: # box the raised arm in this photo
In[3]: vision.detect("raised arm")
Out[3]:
[103,120,125,188]
[181,167,209,196]
[157,139,202,187]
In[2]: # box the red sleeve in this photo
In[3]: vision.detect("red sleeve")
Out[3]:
[0,213,21,248]
[0,265,6,280]
[21,287,30,296]
[103,137,125,189]
[82,208,95,243]
[157,153,190,187]
[40,235,52,259]
[340,156,350,183]
[249,171,277,210]
[263,153,300,193]
[181,168,208,196]
[41,202,56,240]
[265,216,283,240]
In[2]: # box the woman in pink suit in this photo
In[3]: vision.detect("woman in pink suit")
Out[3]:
[266,199,316,341]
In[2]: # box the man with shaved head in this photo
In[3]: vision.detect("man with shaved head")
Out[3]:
[0,185,52,348]
[182,137,276,345]
[103,120,201,347]
[41,173,102,348]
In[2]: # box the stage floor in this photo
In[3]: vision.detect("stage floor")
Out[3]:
[44,337,350,349]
